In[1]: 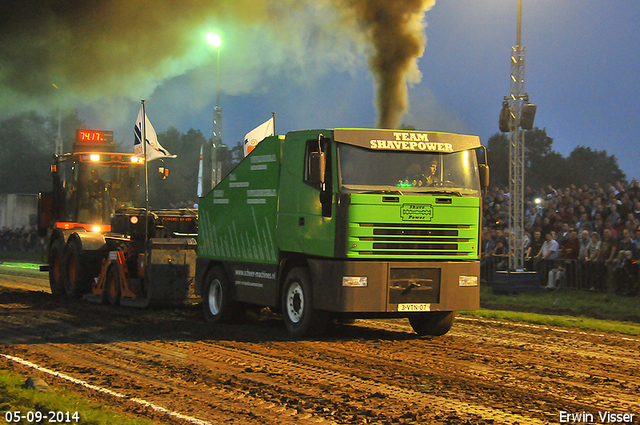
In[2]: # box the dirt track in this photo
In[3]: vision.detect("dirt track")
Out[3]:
[1,270,639,424]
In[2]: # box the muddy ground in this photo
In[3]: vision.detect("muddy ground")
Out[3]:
[0,270,638,424]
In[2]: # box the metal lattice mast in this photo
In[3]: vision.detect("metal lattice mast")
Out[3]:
[211,105,222,187]
[507,44,526,271]
[211,42,222,189]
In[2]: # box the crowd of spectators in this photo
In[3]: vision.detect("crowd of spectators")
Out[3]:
[0,226,40,253]
[481,180,640,296]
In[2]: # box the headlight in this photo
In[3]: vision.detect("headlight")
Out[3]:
[342,276,368,287]
[459,275,478,287]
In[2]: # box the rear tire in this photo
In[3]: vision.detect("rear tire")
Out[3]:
[202,267,239,323]
[409,311,455,336]
[48,239,66,295]
[281,267,328,338]
[105,264,121,306]
[63,240,88,296]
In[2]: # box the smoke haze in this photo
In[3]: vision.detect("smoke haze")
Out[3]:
[0,0,433,129]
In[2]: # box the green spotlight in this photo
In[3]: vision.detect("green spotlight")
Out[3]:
[206,33,222,48]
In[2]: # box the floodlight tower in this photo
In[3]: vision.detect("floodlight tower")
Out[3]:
[500,0,535,271]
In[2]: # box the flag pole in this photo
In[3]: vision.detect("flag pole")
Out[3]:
[272,111,276,135]
[197,144,203,198]
[142,100,149,248]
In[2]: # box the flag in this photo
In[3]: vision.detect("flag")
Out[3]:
[243,117,274,157]
[134,105,176,161]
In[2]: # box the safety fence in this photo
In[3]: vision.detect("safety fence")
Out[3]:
[481,256,638,294]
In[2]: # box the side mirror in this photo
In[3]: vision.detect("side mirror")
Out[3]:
[158,167,169,180]
[479,164,490,190]
[308,152,325,185]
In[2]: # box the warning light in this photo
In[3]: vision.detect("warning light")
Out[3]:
[130,216,139,224]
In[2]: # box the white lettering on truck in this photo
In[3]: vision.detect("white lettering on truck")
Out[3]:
[369,137,454,152]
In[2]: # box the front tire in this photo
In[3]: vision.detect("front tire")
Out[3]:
[409,311,455,336]
[202,267,239,323]
[48,239,66,295]
[281,267,328,338]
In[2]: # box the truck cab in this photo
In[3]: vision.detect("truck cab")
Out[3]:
[196,129,487,337]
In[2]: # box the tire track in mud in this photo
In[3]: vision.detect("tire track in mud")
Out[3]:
[3,343,334,425]
[2,281,640,424]
[345,318,640,415]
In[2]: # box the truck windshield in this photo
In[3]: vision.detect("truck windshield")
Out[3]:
[337,143,481,196]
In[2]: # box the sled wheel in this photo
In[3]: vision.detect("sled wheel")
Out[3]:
[105,264,121,306]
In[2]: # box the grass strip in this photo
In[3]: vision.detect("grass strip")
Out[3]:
[480,285,640,324]
[459,309,640,336]
[0,369,161,425]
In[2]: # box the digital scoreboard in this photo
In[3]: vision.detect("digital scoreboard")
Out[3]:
[76,130,114,144]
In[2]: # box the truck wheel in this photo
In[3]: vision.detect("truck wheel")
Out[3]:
[105,264,121,306]
[408,311,455,336]
[48,239,66,295]
[282,267,328,338]
[202,267,239,323]
[64,240,88,296]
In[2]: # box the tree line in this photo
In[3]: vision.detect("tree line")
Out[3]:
[486,128,626,190]
[0,112,628,204]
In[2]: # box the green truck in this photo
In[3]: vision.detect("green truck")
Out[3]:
[196,128,488,337]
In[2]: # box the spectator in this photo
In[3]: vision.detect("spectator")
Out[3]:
[599,228,618,292]
[525,230,544,271]
[578,230,591,261]
[613,250,638,295]
[491,239,509,271]
[605,203,621,225]
[617,228,637,259]
[538,232,560,260]
[556,223,570,246]
[584,232,602,290]
[560,229,580,260]
[577,213,593,233]
[480,228,496,281]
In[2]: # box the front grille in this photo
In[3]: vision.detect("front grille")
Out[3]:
[350,222,474,257]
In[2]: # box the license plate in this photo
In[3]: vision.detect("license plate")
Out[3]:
[397,303,431,312]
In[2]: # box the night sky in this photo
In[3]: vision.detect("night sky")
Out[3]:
[3,1,639,181]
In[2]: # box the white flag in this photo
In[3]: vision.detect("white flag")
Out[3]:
[134,105,176,162]
[243,117,274,157]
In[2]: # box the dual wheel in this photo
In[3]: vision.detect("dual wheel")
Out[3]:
[48,238,116,303]
[48,239,90,296]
